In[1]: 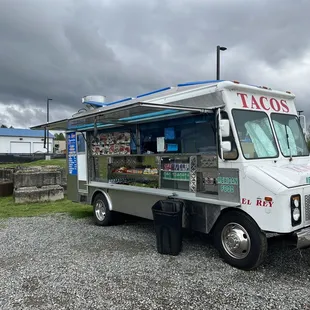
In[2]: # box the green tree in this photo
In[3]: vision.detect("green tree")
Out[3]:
[54,132,66,140]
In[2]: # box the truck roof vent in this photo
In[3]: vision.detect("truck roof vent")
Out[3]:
[82,95,106,109]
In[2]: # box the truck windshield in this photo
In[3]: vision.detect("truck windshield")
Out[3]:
[232,110,278,159]
[271,113,309,157]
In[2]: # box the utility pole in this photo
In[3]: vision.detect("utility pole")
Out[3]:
[46,98,52,155]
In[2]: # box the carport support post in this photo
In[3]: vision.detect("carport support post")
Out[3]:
[216,45,227,80]
[46,98,52,160]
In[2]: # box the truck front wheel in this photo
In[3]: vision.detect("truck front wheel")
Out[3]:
[93,193,112,226]
[213,211,267,270]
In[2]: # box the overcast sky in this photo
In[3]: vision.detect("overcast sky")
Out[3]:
[0,0,309,128]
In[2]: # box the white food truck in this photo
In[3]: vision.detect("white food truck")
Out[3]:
[33,80,310,270]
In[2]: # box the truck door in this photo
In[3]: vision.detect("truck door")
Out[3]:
[77,132,88,194]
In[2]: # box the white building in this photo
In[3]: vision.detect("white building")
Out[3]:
[0,128,53,154]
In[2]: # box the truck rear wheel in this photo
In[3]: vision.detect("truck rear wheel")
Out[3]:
[93,193,112,226]
[213,211,267,270]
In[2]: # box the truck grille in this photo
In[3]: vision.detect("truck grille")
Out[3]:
[305,194,310,221]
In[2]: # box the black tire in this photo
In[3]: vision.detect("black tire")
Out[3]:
[93,193,112,226]
[213,211,267,270]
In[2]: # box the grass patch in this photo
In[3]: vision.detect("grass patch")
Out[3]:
[0,196,93,219]
[0,158,66,169]
[0,158,91,220]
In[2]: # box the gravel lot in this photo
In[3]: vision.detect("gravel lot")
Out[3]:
[1,214,310,310]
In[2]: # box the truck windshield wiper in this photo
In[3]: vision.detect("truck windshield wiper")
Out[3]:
[285,125,293,161]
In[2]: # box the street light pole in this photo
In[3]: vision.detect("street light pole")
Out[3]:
[46,98,52,154]
[216,45,227,80]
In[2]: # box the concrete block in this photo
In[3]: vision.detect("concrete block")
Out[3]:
[14,165,67,186]
[0,168,14,182]
[14,171,62,189]
[0,179,13,197]
[14,185,64,204]
[59,168,67,186]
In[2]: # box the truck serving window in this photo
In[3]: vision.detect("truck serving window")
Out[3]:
[139,114,216,154]
[271,113,309,157]
[232,110,278,159]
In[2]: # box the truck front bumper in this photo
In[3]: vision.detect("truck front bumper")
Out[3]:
[296,226,310,249]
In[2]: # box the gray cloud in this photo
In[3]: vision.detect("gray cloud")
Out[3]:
[0,0,310,128]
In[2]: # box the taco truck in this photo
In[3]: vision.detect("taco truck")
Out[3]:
[32,80,310,270]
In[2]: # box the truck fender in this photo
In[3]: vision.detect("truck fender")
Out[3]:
[91,189,113,211]
[210,207,261,234]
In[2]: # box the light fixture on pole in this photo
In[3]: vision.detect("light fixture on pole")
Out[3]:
[216,45,227,80]
[46,98,53,154]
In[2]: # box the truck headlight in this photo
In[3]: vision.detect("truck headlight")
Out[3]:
[292,208,301,221]
[291,195,301,226]
[293,198,299,208]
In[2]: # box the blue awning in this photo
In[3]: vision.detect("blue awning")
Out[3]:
[67,102,211,131]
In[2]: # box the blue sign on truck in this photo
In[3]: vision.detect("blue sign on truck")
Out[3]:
[67,132,77,175]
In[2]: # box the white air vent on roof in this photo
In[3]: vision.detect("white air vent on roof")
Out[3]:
[82,95,106,109]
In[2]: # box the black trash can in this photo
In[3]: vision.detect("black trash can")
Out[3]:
[152,199,184,256]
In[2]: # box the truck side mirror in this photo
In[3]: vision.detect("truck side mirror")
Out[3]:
[220,119,230,138]
[221,141,232,152]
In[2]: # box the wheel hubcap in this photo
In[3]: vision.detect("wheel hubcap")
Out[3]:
[221,223,251,259]
[95,200,106,221]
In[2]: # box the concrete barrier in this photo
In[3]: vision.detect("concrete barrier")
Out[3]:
[14,170,62,188]
[0,168,14,197]
[14,166,67,187]
[0,168,14,182]
[14,185,64,204]
[13,165,67,203]
[0,179,13,197]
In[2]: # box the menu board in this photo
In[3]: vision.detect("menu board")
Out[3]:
[91,132,131,155]
[67,132,77,175]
